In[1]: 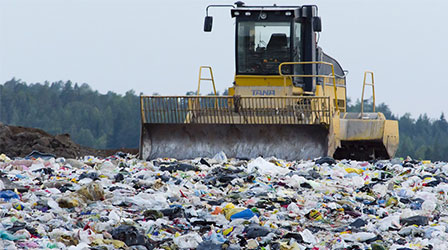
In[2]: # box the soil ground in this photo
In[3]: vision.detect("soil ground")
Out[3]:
[0,122,138,158]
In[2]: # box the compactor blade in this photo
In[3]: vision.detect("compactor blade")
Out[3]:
[139,95,333,161]
[140,123,328,161]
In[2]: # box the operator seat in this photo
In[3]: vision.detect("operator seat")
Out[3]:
[266,33,288,52]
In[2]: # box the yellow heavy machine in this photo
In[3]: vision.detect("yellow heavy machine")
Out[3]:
[139,2,399,161]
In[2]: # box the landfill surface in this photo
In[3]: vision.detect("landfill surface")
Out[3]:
[0,150,447,250]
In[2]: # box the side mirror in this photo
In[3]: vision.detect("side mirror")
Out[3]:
[204,16,213,32]
[313,17,322,32]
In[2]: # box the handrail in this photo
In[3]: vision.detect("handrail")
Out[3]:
[278,61,339,112]
[197,66,218,96]
[197,66,218,107]
[140,94,146,125]
[140,95,331,99]
[361,71,376,118]
[140,95,332,125]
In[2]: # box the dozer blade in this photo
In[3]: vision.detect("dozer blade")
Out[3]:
[139,95,334,161]
[140,123,328,161]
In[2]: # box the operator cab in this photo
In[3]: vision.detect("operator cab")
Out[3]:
[204,2,345,94]
[232,8,298,76]
[231,4,327,91]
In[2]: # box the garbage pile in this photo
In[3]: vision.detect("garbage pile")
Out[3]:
[0,123,137,158]
[1,151,448,249]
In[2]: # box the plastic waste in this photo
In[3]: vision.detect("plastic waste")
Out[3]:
[160,206,183,219]
[110,224,153,249]
[350,218,367,228]
[57,196,81,208]
[247,157,290,176]
[400,215,429,226]
[371,243,387,250]
[315,156,336,165]
[77,182,105,201]
[341,232,376,242]
[0,152,447,249]
[246,239,259,249]
[143,209,164,220]
[0,190,19,201]
[230,209,256,220]
[173,232,203,249]
[421,200,436,214]
[25,150,56,160]
[300,229,317,244]
[244,224,270,238]
[159,163,198,172]
[0,230,25,241]
[204,230,227,244]
[213,151,228,164]
[197,240,223,250]
[305,209,323,221]
[225,207,245,220]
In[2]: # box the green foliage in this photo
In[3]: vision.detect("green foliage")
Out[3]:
[186,91,197,96]
[0,78,139,149]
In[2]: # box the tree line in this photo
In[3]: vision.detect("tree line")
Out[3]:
[1,78,447,161]
[0,78,139,149]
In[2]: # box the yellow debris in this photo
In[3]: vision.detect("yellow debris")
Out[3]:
[344,168,364,175]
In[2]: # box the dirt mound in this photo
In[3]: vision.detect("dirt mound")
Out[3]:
[0,123,137,158]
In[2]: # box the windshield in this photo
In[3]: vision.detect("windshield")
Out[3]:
[237,21,291,75]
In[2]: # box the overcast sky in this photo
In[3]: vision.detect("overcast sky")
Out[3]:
[1,0,447,118]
